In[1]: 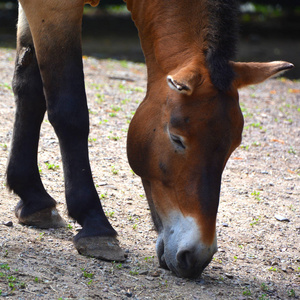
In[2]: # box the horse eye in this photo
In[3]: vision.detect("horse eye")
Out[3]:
[170,133,186,150]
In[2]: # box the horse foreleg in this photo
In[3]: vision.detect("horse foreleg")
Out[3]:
[6,4,65,228]
[18,0,124,261]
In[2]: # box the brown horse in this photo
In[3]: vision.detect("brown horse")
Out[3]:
[6,0,293,278]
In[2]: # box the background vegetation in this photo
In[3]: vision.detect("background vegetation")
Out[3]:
[0,1,299,78]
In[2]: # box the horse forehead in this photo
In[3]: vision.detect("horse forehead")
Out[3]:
[168,91,238,119]
[167,96,219,126]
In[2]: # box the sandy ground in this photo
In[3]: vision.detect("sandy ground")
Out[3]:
[0,47,299,299]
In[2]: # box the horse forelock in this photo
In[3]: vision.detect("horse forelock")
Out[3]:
[203,0,239,91]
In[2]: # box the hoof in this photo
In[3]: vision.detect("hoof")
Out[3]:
[16,207,66,229]
[74,236,125,261]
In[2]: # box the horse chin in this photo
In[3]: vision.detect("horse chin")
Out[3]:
[155,213,217,278]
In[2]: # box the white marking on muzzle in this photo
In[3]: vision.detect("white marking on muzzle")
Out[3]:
[157,210,217,276]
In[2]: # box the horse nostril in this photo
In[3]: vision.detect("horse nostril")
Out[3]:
[176,250,195,270]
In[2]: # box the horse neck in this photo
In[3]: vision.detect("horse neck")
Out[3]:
[127,0,207,83]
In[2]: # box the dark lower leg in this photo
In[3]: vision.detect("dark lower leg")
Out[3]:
[36,24,116,238]
[18,1,122,259]
[48,82,116,237]
[6,7,61,225]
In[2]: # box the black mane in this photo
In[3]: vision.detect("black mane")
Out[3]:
[204,0,239,91]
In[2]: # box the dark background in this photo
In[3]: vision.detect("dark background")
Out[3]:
[0,1,299,79]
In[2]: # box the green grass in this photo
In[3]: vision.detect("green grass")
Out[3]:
[108,135,121,141]
[96,93,105,103]
[0,83,12,90]
[120,60,129,68]
[132,87,145,93]
[240,145,249,151]
[251,191,261,201]
[144,256,154,262]
[288,146,296,154]
[252,141,261,147]
[121,98,131,105]
[111,166,119,175]
[118,83,126,91]
[100,193,107,199]
[106,211,115,218]
[250,216,261,226]
[87,279,93,285]
[116,263,123,269]
[242,287,251,296]
[0,143,7,150]
[88,109,97,115]
[111,105,121,112]
[45,162,59,170]
[81,268,94,279]
[99,119,108,125]
[0,264,10,271]
[251,122,262,129]
[288,289,296,298]
[259,294,269,300]
[0,264,26,293]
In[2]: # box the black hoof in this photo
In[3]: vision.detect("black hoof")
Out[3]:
[15,205,66,228]
[74,236,125,261]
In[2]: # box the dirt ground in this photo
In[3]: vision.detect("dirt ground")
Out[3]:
[0,47,299,299]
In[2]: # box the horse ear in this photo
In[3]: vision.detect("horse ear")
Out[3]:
[167,64,202,95]
[84,0,100,7]
[231,61,294,89]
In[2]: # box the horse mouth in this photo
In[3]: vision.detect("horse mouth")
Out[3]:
[157,243,212,278]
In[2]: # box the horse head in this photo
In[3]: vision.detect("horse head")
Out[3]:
[127,60,293,278]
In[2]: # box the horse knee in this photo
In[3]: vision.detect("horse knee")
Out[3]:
[47,105,89,140]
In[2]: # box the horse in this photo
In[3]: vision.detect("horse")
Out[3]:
[6,0,293,278]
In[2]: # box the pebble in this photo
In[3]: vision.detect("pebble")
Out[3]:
[275,214,290,222]
[125,290,132,297]
[139,270,148,275]
[145,276,154,281]
[3,221,13,227]
[150,270,161,277]
[225,273,234,279]
[196,278,205,284]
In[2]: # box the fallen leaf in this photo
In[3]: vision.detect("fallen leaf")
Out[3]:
[270,90,277,94]
[288,89,300,93]
[271,138,285,144]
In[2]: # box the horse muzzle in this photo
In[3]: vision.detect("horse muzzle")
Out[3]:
[156,213,217,278]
